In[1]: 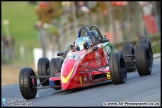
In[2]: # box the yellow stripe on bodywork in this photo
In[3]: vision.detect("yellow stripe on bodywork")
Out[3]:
[79,76,82,85]
[61,60,78,83]
[61,50,92,83]
[106,72,111,80]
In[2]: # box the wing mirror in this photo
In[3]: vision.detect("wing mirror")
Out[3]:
[70,45,75,48]
[102,38,109,42]
[67,44,75,51]
[57,52,64,56]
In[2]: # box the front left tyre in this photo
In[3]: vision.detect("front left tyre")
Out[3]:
[109,52,127,84]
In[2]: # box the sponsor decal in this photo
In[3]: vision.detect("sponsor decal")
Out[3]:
[89,73,92,80]
[95,52,100,65]
[106,46,111,55]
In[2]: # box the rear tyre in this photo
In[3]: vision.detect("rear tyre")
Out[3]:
[135,44,152,76]
[139,38,153,66]
[37,58,50,86]
[19,67,37,99]
[122,44,136,72]
[109,52,127,85]
[50,58,63,90]
[50,58,63,75]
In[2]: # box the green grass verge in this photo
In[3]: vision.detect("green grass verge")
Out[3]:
[2,2,40,64]
[152,42,161,54]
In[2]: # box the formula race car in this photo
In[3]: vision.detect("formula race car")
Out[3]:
[19,25,153,99]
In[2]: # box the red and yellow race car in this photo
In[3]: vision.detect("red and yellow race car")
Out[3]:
[19,25,153,99]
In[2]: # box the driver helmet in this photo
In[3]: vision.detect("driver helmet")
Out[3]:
[74,36,90,51]
[85,30,100,42]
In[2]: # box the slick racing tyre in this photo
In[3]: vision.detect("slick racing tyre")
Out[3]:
[19,67,37,99]
[50,58,63,90]
[138,38,153,66]
[122,44,136,72]
[37,58,50,86]
[135,44,152,76]
[50,58,63,75]
[109,52,127,84]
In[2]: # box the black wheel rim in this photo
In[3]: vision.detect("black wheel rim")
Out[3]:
[119,56,127,82]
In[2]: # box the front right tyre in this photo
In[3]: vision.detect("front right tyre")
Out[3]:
[19,67,37,99]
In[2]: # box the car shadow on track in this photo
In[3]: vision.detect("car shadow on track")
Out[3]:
[34,80,113,99]
[55,80,113,94]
